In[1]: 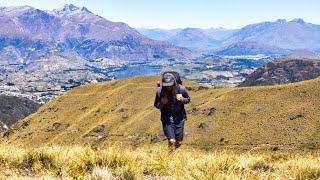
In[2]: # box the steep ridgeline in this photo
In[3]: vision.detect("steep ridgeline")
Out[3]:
[168,28,220,51]
[136,28,182,41]
[213,19,320,56]
[214,41,290,56]
[221,19,320,51]
[2,76,320,149]
[138,27,238,51]
[287,49,320,59]
[0,4,197,65]
[137,27,237,43]
[238,59,320,87]
[202,28,239,41]
[0,95,40,131]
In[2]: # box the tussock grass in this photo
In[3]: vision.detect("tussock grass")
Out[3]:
[4,77,320,148]
[1,144,320,179]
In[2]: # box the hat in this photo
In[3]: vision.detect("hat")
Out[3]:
[162,73,175,86]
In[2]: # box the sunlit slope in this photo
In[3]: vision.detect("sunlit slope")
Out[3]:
[3,76,320,148]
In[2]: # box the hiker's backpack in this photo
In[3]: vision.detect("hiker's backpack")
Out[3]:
[163,71,182,85]
[158,71,187,119]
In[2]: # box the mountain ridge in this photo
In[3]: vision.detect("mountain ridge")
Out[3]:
[213,41,290,56]
[168,28,220,50]
[139,19,320,55]
[0,4,198,65]
[287,49,320,59]
[221,19,320,51]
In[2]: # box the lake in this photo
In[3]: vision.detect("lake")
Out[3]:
[109,66,163,79]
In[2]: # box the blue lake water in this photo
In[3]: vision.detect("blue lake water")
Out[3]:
[109,66,163,79]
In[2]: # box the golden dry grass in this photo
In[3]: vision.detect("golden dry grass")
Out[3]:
[1,144,320,179]
[1,76,320,149]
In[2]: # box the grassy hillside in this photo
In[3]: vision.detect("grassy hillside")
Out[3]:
[1,144,320,179]
[2,76,320,149]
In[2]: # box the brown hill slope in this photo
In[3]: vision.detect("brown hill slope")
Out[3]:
[239,58,320,87]
[0,95,40,131]
[2,76,320,148]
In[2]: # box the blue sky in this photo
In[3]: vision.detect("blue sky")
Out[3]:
[0,0,319,29]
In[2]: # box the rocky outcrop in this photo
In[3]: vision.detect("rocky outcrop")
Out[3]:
[238,59,320,87]
[0,95,40,131]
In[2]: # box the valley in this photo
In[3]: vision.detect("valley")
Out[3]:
[0,54,277,103]
[1,4,319,104]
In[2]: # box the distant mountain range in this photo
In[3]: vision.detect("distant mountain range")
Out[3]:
[138,27,237,51]
[222,19,320,50]
[1,4,320,61]
[0,4,197,65]
[140,19,320,55]
[287,49,320,59]
[202,28,239,41]
[213,41,290,56]
[167,28,220,51]
[137,27,238,42]
[137,28,182,41]
[215,19,320,55]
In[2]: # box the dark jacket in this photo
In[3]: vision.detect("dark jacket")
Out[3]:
[154,84,190,120]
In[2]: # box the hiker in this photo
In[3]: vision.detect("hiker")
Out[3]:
[154,72,190,152]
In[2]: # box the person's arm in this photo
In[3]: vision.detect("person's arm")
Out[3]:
[181,86,190,104]
[154,89,168,109]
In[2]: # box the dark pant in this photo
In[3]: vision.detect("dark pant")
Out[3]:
[161,112,185,141]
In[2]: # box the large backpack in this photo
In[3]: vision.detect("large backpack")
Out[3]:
[163,71,182,85]
[158,71,187,119]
